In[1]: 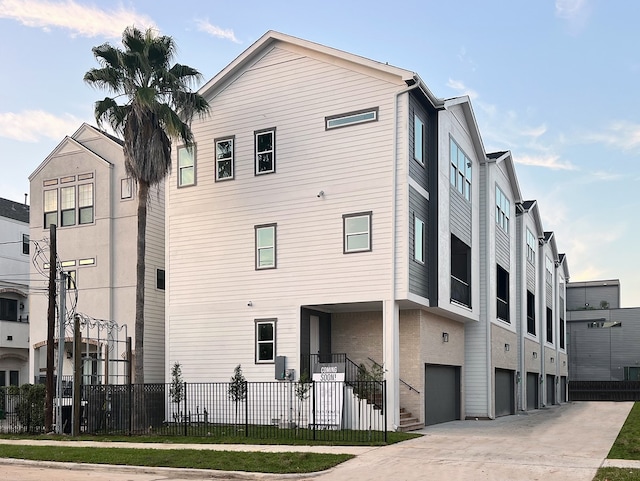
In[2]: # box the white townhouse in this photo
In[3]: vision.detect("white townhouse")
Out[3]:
[0,198,31,387]
[165,30,569,429]
[28,124,165,385]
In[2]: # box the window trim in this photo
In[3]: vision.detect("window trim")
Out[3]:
[527,290,536,335]
[255,318,276,364]
[156,268,165,290]
[177,144,196,187]
[255,223,277,270]
[43,189,58,228]
[496,264,510,323]
[450,137,472,202]
[78,183,94,225]
[526,229,536,265]
[254,128,276,175]
[325,107,379,130]
[546,307,553,344]
[414,114,425,166]
[343,211,372,254]
[414,215,425,264]
[121,178,133,200]
[215,136,235,181]
[60,185,76,227]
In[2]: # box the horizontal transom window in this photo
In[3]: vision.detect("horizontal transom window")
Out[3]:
[326,107,378,130]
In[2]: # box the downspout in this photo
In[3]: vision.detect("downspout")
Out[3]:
[538,238,546,406]
[483,160,493,418]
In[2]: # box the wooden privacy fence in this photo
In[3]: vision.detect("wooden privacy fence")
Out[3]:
[569,381,640,401]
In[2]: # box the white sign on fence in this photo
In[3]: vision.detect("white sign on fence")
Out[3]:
[312,363,345,429]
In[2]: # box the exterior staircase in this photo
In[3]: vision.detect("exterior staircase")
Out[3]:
[398,408,424,432]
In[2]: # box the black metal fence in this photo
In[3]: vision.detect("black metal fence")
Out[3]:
[569,381,640,401]
[0,381,387,442]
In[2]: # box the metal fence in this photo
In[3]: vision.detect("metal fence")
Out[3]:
[0,381,387,442]
[568,381,640,401]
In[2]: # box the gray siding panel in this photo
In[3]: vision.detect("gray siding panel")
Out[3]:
[408,96,430,191]
[450,191,471,246]
[526,262,535,292]
[546,282,553,306]
[495,227,509,269]
[409,186,429,298]
[567,284,620,310]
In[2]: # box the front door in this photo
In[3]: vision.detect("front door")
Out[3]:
[310,315,320,356]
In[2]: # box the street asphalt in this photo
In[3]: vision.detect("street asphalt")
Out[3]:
[0,401,633,480]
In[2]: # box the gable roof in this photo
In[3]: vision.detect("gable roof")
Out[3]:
[199,30,444,109]
[485,150,523,203]
[0,197,29,223]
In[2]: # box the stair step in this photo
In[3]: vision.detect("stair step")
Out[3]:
[397,421,424,432]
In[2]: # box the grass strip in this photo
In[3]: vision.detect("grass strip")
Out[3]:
[593,467,640,481]
[608,402,640,460]
[0,445,353,474]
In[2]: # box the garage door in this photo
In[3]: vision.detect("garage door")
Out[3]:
[526,372,539,410]
[546,374,556,405]
[425,364,460,426]
[495,369,515,417]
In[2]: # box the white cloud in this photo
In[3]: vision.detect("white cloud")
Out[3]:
[515,154,577,171]
[555,0,591,34]
[195,19,241,44]
[585,121,640,151]
[0,110,82,142]
[446,78,478,100]
[0,0,155,38]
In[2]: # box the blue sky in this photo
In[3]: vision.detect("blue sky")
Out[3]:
[1,0,639,305]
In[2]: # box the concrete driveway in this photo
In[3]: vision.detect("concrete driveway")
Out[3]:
[306,401,632,481]
[0,401,632,481]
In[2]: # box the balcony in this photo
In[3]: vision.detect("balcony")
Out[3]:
[451,275,471,308]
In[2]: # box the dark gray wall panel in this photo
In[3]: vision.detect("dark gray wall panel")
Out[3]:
[408,96,430,191]
[526,372,539,410]
[546,374,556,405]
[409,186,429,298]
[425,364,460,425]
[495,368,515,417]
[567,284,620,310]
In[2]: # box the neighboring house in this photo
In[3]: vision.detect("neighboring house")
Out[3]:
[28,123,165,385]
[566,280,640,381]
[165,31,569,429]
[0,197,30,387]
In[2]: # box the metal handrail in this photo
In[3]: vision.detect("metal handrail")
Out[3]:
[367,357,420,394]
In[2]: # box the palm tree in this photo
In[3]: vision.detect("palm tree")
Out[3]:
[84,26,209,384]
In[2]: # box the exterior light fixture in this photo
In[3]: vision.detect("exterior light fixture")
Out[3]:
[442,332,449,343]
[532,352,538,359]
[504,343,510,352]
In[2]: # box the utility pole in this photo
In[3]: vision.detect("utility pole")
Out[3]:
[44,224,56,432]
[73,314,81,436]
[56,272,66,434]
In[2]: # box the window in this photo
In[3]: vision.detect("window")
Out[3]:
[559,315,565,349]
[414,115,424,165]
[545,256,553,285]
[414,216,425,263]
[79,257,95,266]
[450,138,472,201]
[43,189,57,227]
[497,265,509,322]
[78,183,94,224]
[527,291,536,335]
[255,224,276,269]
[121,178,133,199]
[451,234,471,307]
[325,107,378,130]
[215,137,234,181]
[178,146,195,187]
[0,298,18,322]
[495,186,510,233]
[255,319,276,363]
[9,370,18,387]
[526,229,536,265]
[60,186,76,226]
[157,269,165,290]
[255,128,275,174]
[546,307,553,343]
[22,234,29,255]
[343,212,372,253]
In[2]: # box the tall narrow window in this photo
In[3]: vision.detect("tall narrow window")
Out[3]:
[527,290,536,335]
[255,319,276,363]
[60,186,75,226]
[178,146,195,186]
[414,115,424,165]
[450,138,472,201]
[451,235,471,308]
[414,216,425,263]
[343,212,372,253]
[497,265,509,322]
[526,229,536,264]
[545,256,553,285]
[78,183,94,224]
[255,224,276,269]
[22,234,29,255]
[546,307,553,343]
[156,269,165,290]
[255,129,275,174]
[121,178,133,199]
[215,137,234,181]
[43,189,57,227]
[495,186,510,233]
[559,316,565,349]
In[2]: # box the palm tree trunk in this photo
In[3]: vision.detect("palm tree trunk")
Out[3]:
[134,180,149,385]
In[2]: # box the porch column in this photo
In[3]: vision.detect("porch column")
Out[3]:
[383,299,400,430]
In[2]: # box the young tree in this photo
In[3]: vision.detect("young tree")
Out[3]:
[169,362,185,421]
[228,364,247,431]
[84,27,209,384]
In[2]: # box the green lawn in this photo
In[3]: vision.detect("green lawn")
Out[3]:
[593,402,640,481]
[0,444,353,473]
